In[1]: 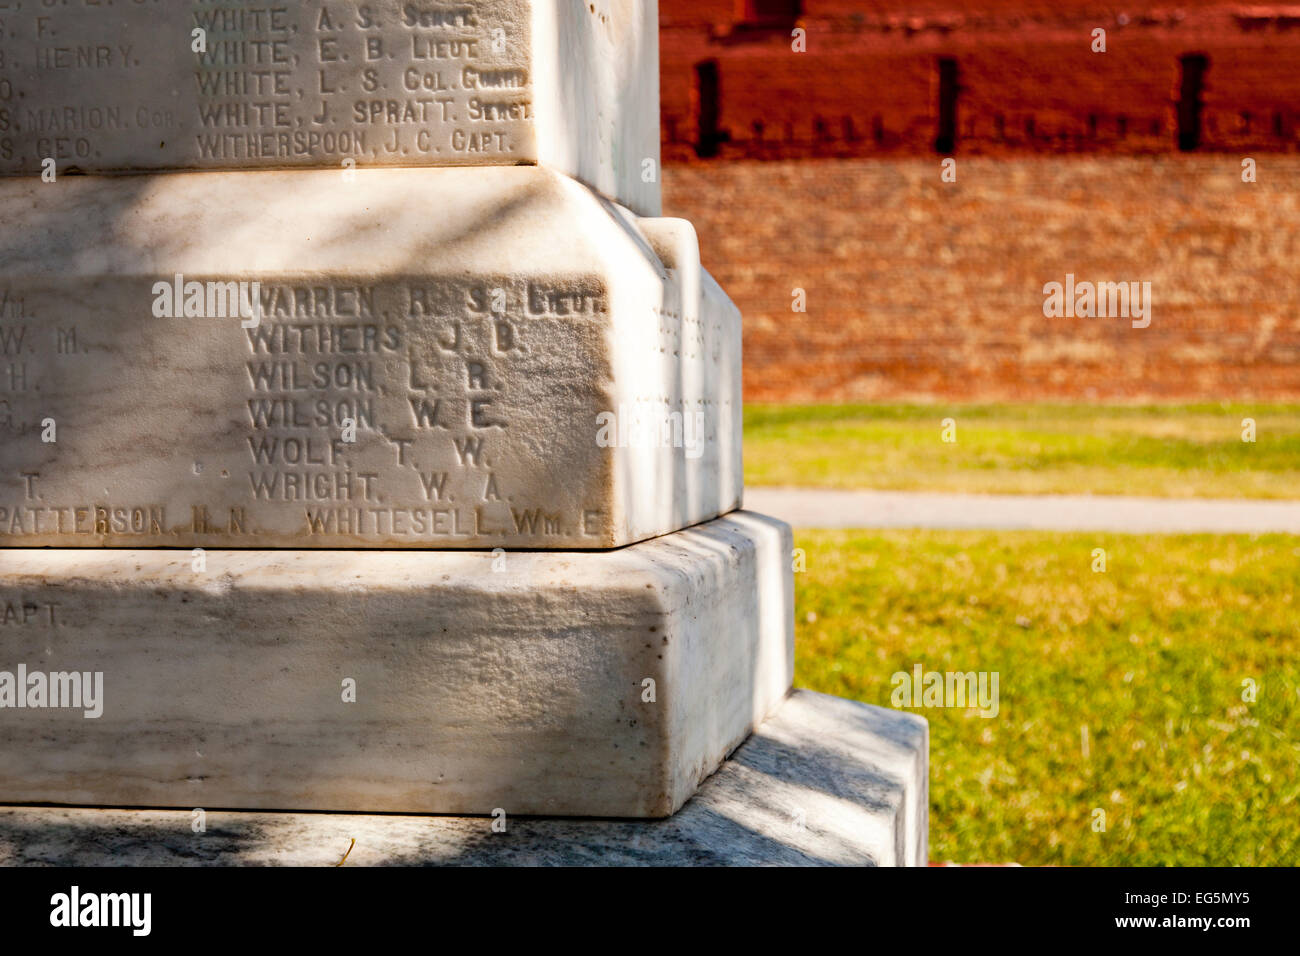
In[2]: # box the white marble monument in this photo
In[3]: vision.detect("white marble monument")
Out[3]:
[0,0,927,863]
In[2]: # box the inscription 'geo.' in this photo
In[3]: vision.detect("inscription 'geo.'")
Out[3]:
[0,0,662,215]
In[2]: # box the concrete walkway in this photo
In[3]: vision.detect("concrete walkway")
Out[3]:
[743,488,1300,534]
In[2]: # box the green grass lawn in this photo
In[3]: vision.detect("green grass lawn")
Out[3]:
[745,403,1300,497]
[794,528,1300,866]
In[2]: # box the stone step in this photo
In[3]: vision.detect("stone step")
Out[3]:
[0,165,740,549]
[0,690,929,866]
[0,511,792,819]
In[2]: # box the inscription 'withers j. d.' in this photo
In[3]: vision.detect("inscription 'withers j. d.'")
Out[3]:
[0,0,662,215]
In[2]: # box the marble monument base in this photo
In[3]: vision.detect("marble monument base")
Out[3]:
[0,690,929,866]
[1,165,741,551]
[0,512,791,819]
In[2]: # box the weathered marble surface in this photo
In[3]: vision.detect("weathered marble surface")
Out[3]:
[0,690,929,866]
[0,512,792,819]
[0,0,661,214]
[0,165,739,549]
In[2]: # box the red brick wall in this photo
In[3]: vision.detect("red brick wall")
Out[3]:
[659,1,1300,159]
[658,5,1300,402]
[662,157,1300,402]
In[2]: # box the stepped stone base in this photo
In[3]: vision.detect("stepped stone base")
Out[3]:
[0,512,791,818]
[0,690,929,866]
[0,165,739,550]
